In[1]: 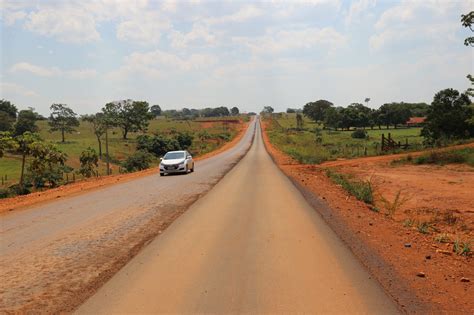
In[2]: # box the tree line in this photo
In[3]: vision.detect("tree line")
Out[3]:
[293,87,473,144]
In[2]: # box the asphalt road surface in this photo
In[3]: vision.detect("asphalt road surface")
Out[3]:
[0,118,255,312]
[77,120,399,314]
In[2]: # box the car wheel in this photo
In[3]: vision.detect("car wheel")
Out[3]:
[160,173,164,176]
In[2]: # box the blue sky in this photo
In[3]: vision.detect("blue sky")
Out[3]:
[1,0,472,115]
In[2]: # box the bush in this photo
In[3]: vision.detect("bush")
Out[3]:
[351,129,367,139]
[137,134,181,157]
[175,132,193,149]
[122,150,154,172]
[0,188,10,198]
[8,183,31,196]
[78,147,99,177]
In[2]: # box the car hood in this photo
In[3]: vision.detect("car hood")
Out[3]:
[161,158,185,165]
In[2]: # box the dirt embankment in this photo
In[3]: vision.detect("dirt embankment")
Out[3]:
[261,120,473,314]
[0,120,249,214]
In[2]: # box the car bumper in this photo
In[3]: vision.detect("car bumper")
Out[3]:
[160,165,186,174]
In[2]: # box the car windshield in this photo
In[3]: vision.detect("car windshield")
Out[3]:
[163,152,185,160]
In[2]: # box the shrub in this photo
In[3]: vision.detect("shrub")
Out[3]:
[8,183,31,196]
[0,188,10,198]
[351,129,367,139]
[78,147,99,178]
[122,150,153,172]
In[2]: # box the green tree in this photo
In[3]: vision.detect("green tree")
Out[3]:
[231,106,240,115]
[48,104,79,142]
[103,100,153,139]
[27,141,68,188]
[378,103,411,129]
[150,104,162,117]
[324,107,343,130]
[461,11,474,46]
[82,113,106,158]
[262,106,274,114]
[15,132,42,188]
[0,99,18,131]
[78,147,99,178]
[0,132,17,157]
[13,109,38,136]
[421,88,473,143]
[302,100,333,124]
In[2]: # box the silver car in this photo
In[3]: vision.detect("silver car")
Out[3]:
[159,150,195,176]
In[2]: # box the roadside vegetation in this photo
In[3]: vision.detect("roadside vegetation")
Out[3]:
[325,169,374,204]
[0,99,248,198]
[392,148,474,167]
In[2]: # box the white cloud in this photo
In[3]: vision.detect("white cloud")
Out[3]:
[108,49,217,79]
[10,62,97,79]
[116,11,171,45]
[234,27,346,54]
[66,69,98,79]
[206,5,263,24]
[3,10,27,25]
[25,8,100,43]
[10,62,62,77]
[345,0,376,25]
[0,82,39,98]
[169,23,216,49]
[370,0,465,51]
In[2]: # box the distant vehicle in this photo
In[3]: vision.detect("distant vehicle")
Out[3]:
[159,150,194,176]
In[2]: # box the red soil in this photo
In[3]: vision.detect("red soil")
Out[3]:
[261,120,473,314]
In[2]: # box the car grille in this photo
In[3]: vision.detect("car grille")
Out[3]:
[164,164,178,170]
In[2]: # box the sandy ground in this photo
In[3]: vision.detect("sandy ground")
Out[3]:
[261,121,473,314]
[0,119,249,215]
[77,120,398,314]
[0,119,255,313]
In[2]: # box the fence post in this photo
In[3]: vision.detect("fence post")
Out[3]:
[66,173,69,183]
[364,147,367,156]
[381,134,385,151]
[72,173,75,182]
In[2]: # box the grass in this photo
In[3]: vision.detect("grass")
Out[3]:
[265,114,426,164]
[0,116,244,187]
[325,169,373,204]
[453,239,472,256]
[393,148,474,167]
[379,189,411,218]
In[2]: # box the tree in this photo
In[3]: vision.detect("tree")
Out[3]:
[15,132,42,189]
[231,107,240,115]
[461,11,474,46]
[262,106,274,114]
[48,104,79,142]
[286,108,296,113]
[150,104,162,117]
[27,141,68,188]
[78,147,99,178]
[302,100,333,124]
[82,113,106,158]
[103,100,153,139]
[0,132,17,157]
[0,99,18,131]
[421,88,473,143]
[324,107,342,130]
[13,109,38,136]
[378,103,411,129]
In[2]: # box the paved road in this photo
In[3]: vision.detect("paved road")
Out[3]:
[77,120,399,314]
[0,118,256,312]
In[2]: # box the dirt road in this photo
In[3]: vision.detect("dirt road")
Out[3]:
[0,119,255,312]
[77,121,399,314]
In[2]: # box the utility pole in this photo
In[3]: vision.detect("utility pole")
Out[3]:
[105,121,110,175]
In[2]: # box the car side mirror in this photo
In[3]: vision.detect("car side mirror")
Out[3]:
[160,157,163,161]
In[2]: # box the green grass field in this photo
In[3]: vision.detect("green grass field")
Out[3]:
[0,117,244,187]
[265,113,426,164]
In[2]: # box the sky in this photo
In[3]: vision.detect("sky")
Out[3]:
[0,0,473,115]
